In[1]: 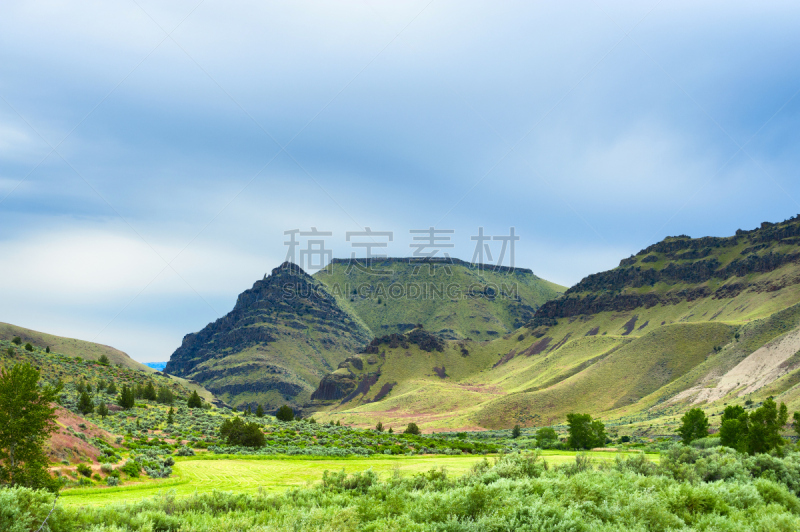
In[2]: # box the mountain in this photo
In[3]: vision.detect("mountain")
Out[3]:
[316,257,565,339]
[165,259,565,411]
[311,215,800,433]
[165,263,373,411]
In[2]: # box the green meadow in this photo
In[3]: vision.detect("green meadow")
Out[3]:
[58,451,657,507]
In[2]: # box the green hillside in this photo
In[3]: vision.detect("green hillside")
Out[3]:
[165,259,565,412]
[316,257,565,339]
[0,322,153,373]
[311,215,800,434]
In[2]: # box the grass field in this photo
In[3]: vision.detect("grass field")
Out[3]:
[59,451,658,507]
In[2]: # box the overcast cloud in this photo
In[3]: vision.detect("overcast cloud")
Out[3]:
[1,0,799,362]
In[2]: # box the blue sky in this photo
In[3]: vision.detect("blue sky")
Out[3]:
[1,0,799,362]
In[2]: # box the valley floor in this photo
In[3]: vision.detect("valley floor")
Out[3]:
[59,451,657,507]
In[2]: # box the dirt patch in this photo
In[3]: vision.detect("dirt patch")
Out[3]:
[672,326,800,404]
[524,337,552,357]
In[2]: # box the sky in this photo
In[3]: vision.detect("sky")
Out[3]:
[1,0,800,363]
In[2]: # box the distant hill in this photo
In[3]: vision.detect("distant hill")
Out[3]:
[166,259,565,412]
[312,215,800,433]
[0,322,153,373]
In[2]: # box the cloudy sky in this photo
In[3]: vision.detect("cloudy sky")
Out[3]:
[1,0,799,362]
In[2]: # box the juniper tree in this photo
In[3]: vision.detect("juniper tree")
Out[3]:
[256,404,264,417]
[187,390,202,408]
[97,402,109,418]
[78,391,94,415]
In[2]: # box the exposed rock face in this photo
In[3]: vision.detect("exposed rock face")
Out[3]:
[165,262,371,410]
[532,216,800,321]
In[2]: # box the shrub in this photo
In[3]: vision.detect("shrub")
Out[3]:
[98,354,110,366]
[175,446,195,457]
[23,343,33,352]
[76,463,92,477]
[275,405,294,422]
[106,476,119,486]
[404,423,421,435]
[11,337,21,345]
[512,424,521,438]
[219,417,265,447]
[120,460,140,478]
[187,391,202,408]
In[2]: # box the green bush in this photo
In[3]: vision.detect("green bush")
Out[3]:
[23,343,33,352]
[76,463,92,477]
[275,405,294,422]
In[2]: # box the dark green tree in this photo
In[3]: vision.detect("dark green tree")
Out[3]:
[11,336,21,345]
[45,346,50,353]
[388,427,393,434]
[24,343,33,352]
[276,405,294,421]
[376,421,384,432]
[78,391,94,415]
[719,405,747,450]
[143,382,157,401]
[678,408,709,445]
[134,384,144,399]
[794,411,800,439]
[97,402,109,418]
[256,404,264,418]
[567,413,605,449]
[167,407,174,425]
[76,381,86,394]
[107,381,117,395]
[404,422,421,435]
[157,386,174,405]
[745,398,788,455]
[6,347,14,356]
[512,424,521,438]
[219,417,265,447]
[0,363,62,491]
[98,354,110,366]
[187,390,203,408]
[118,385,135,410]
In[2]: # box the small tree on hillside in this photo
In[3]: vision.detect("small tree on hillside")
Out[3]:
[404,422,421,435]
[719,405,747,450]
[187,390,203,408]
[376,421,384,432]
[167,407,174,425]
[5,348,13,356]
[78,391,94,415]
[0,363,62,491]
[256,404,264,418]
[276,405,294,422]
[98,354,110,366]
[45,346,50,353]
[219,417,266,447]
[536,427,559,448]
[24,343,33,352]
[97,402,109,418]
[678,408,709,445]
[118,385,135,410]
[11,336,21,345]
[107,381,117,395]
[746,398,788,455]
[793,411,800,439]
[143,382,157,401]
[512,424,521,438]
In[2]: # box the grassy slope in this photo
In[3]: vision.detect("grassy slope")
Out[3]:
[315,219,800,432]
[315,259,566,339]
[0,322,153,373]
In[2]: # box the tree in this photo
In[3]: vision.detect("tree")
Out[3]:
[719,405,747,450]
[6,347,14,356]
[78,391,94,415]
[97,402,109,418]
[118,385,135,410]
[276,405,294,421]
[167,407,174,425]
[678,408,709,445]
[512,424,521,438]
[404,422,421,435]
[143,382,157,401]
[0,363,61,491]
[98,354,110,366]
[388,427,393,434]
[76,381,86,394]
[376,421,384,432]
[536,427,559,448]
[187,390,202,408]
[107,381,117,395]
[156,386,174,405]
[256,404,264,418]
[746,398,788,455]
[219,417,265,447]
[567,413,605,449]
[794,411,800,439]
[45,346,50,353]
[11,336,21,345]
[24,343,33,352]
